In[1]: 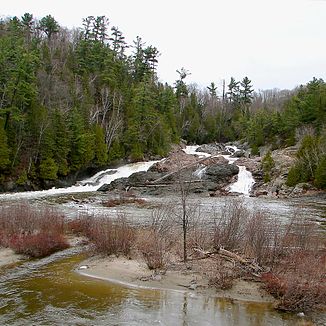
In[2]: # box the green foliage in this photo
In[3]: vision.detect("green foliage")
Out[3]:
[108,139,125,162]
[262,151,275,182]
[69,109,95,171]
[1,13,326,191]
[314,155,326,189]
[0,120,10,170]
[286,162,305,187]
[94,125,108,165]
[39,15,59,39]
[39,157,58,180]
[16,169,28,185]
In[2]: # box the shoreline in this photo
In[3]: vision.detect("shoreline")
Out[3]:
[75,255,275,304]
[0,248,24,269]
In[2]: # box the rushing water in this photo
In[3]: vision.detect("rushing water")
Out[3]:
[184,145,256,196]
[0,146,325,325]
[0,254,308,326]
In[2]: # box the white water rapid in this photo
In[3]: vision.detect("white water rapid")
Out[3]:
[183,145,255,196]
[229,165,255,196]
[0,160,159,200]
[0,145,255,200]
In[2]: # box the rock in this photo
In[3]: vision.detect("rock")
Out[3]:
[202,156,228,166]
[204,164,239,182]
[197,143,225,155]
[152,274,162,281]
[231,150,245,158]
[149,149,198,173]
[255,190,269,197]
[97,171,163,192]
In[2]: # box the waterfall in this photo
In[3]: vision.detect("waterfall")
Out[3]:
[229,165,255,196]
[0,145,255,200]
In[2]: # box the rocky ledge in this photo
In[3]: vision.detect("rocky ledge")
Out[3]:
[98,145,239,196]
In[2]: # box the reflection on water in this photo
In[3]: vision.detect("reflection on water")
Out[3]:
[0,254,307,326]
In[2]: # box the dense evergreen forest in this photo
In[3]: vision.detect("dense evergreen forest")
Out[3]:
[0,14,325,190]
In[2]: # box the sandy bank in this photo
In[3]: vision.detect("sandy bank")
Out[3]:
[76,255,275,303]
[0,248,24,268]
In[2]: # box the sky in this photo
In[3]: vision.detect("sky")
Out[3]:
[2,0,326,92]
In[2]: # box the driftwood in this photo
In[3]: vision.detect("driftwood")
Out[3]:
[192,247,265,277]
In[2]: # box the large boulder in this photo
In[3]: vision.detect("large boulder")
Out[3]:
[197,143,225,155]
[203,163,239,182]
[97,171,162,192]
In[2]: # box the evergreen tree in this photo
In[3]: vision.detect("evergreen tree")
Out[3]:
[227,77,240,108]
[94,125,108,165]
[240,76,254,114]
[38,15,59,40]
[0,120,10,170]
[207,82,217,97]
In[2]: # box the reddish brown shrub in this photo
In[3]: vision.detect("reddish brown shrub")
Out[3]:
[137,229,169,270]
[9,232,69,258]
[66,215,92,237]
[103,197,146,207]
[213,199,248,251]
[262,252,326,312]
[208,258,241,290]
[88,216,135,256]
[0,203,68,257]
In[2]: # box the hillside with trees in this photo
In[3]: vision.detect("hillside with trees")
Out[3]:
[0,13,325,191]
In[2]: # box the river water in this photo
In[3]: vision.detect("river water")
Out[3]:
[0,254,310,326]
[0,146,325,325]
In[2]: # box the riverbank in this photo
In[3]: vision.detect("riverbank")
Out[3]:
[76,255,275,303]
[0,248,24,268]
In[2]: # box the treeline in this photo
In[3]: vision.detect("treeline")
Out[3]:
[0,14,325,189]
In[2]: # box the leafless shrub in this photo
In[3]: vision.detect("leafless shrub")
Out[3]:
[262,252,326,312]
[9,233,69,258]
[150,203,174,236]
[0,203,68,257]
[88,215,135,256]
[243,210,272,264]
[65,213,93,237]
[281,211,322,255]
[137,204,175,269]
[207,257,241,290]
[213,199,249,251]
[137,229,168,270]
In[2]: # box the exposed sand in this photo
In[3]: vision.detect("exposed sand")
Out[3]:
[76,255,275,303]
[0,248,24,268]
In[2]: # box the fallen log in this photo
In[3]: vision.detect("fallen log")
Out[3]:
[192,247,265,276]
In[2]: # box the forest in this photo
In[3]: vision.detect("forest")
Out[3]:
[0,13,325,190]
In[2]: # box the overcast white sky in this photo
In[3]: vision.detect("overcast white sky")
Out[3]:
[2,0,326,91]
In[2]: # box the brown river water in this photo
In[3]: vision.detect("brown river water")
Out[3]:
[0,252,315,326]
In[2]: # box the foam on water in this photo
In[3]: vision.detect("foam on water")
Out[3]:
[0,161,159,200]
[0,145,255,200]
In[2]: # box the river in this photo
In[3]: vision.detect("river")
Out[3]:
[0,254,313,326]
[0,146,325,325]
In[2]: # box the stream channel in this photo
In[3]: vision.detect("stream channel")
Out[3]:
[0,146,325,325]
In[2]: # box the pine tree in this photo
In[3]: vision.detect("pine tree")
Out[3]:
[207,82,217,97]
[227,77,240,108]
[0,120,10,170]
[38,15,59,40]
